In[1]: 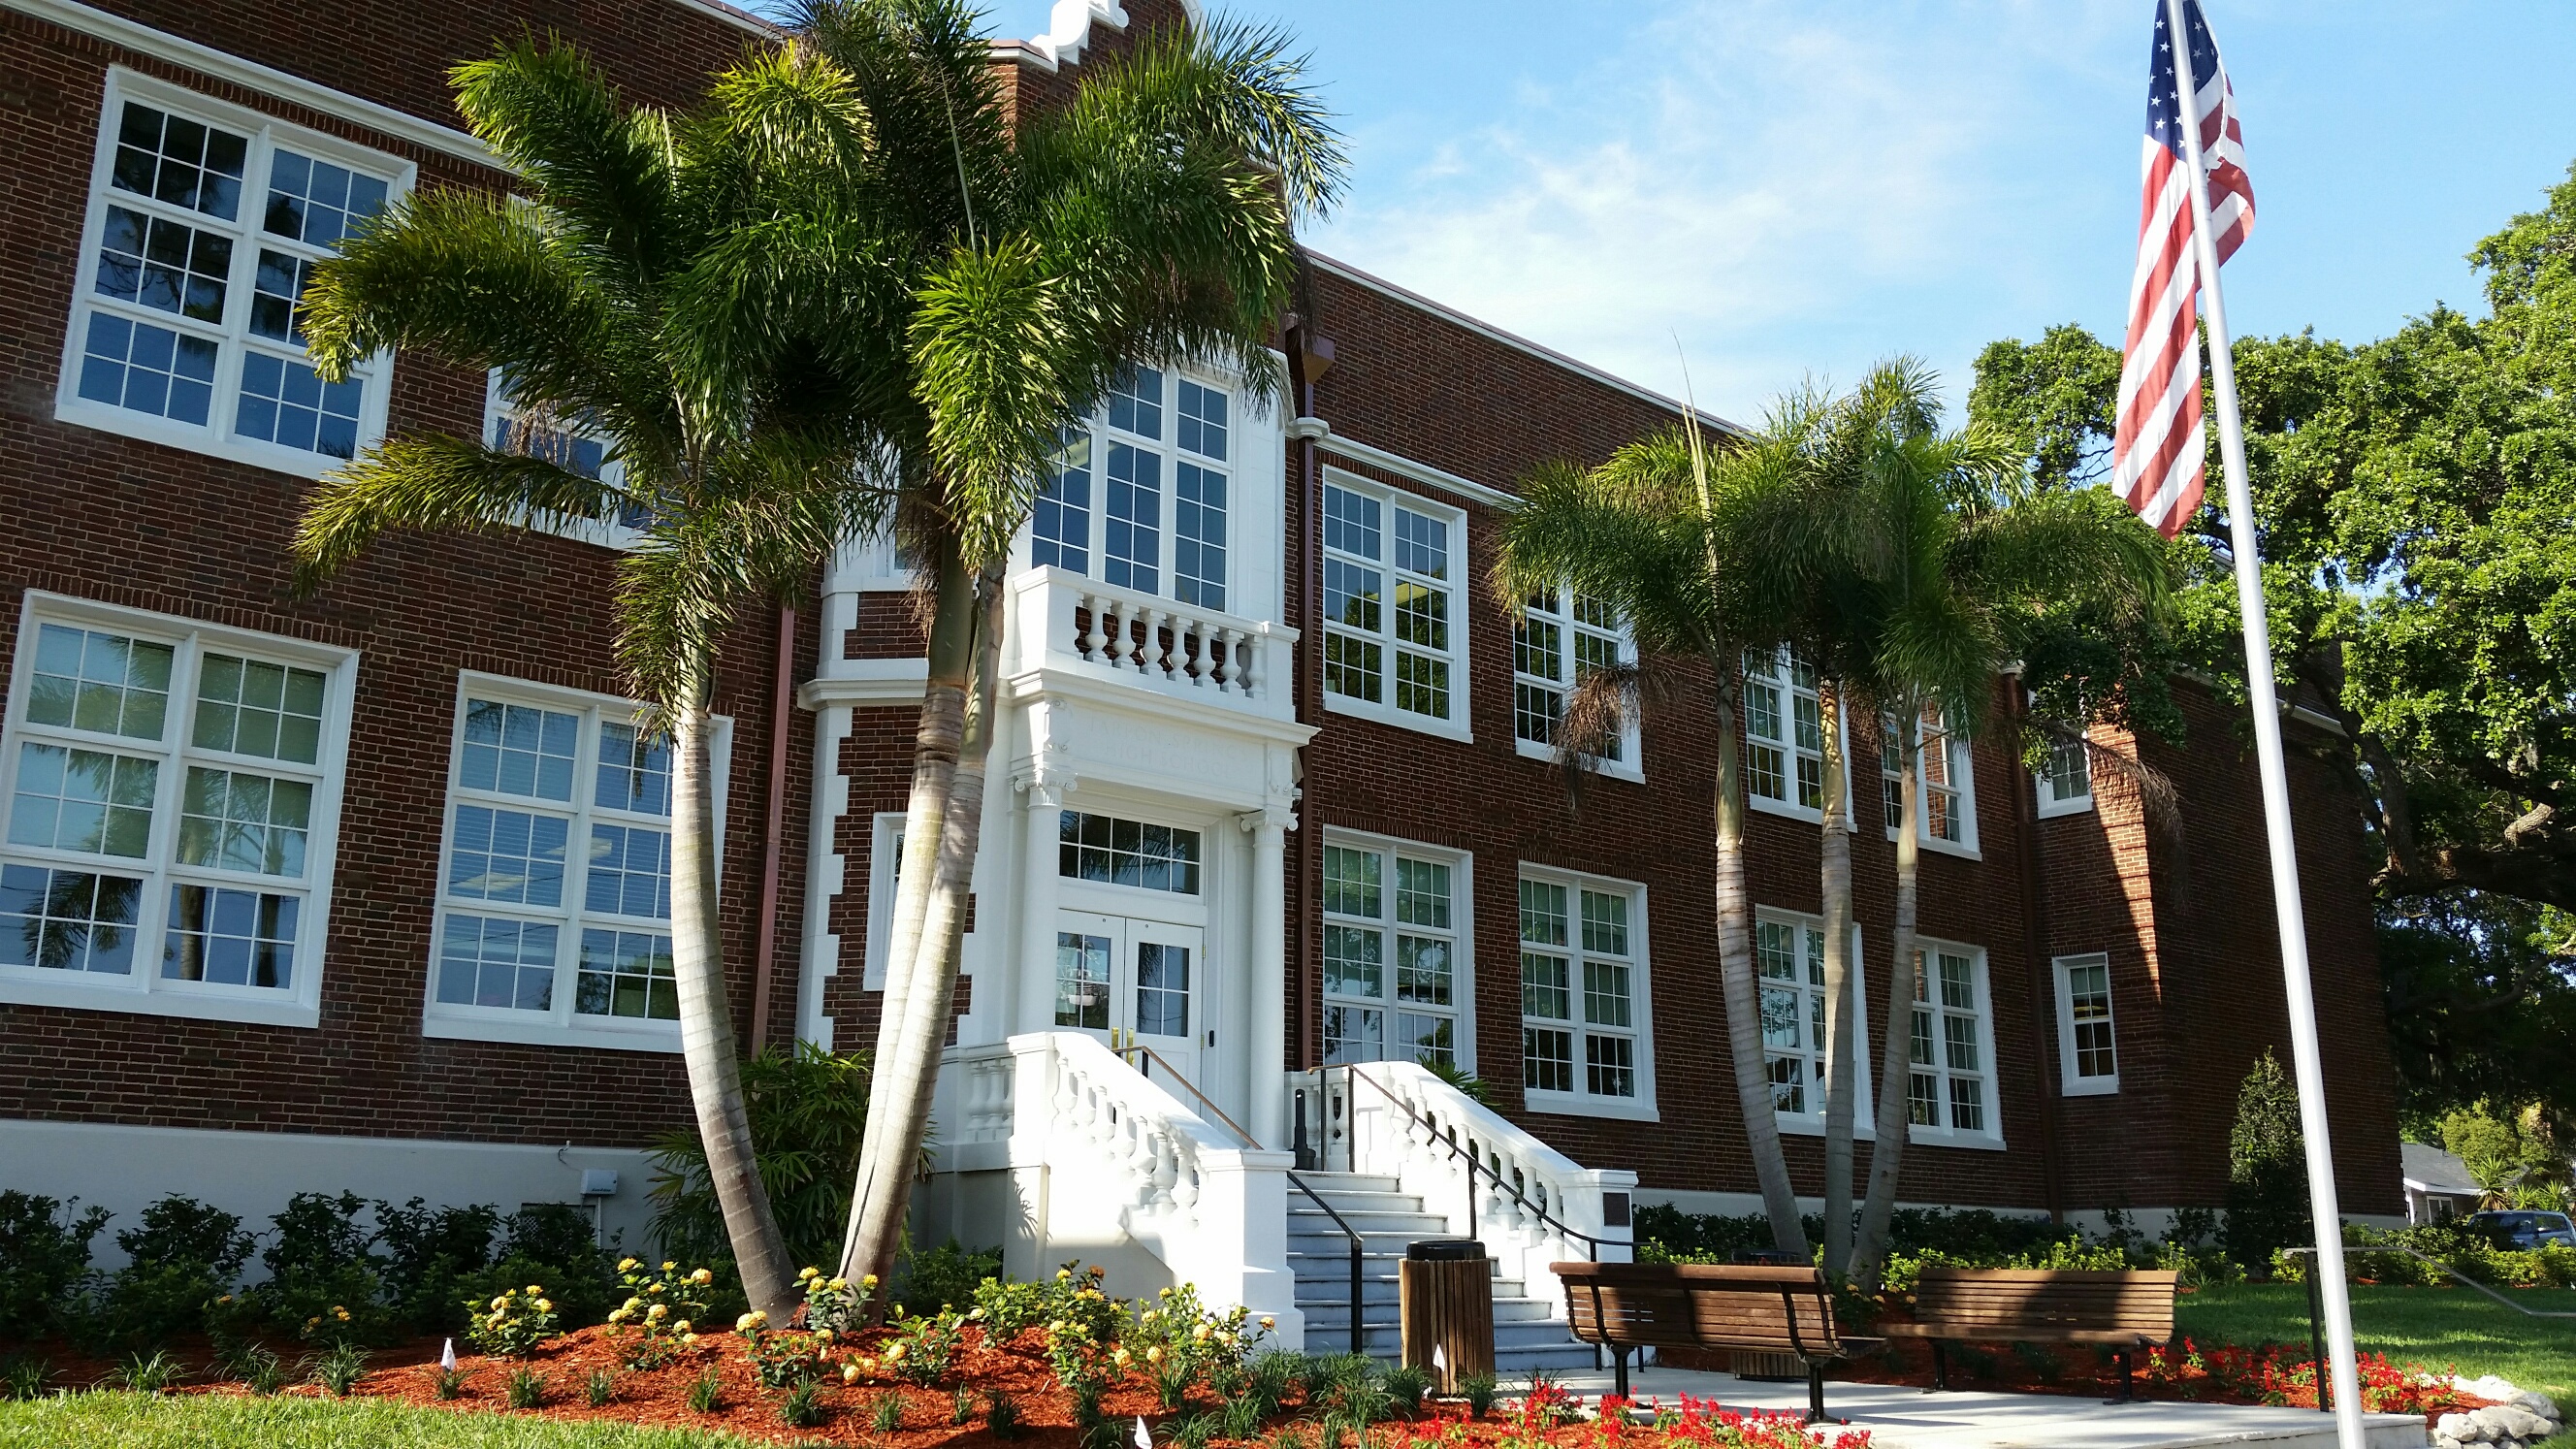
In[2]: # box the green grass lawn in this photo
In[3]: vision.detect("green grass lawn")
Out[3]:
[0,1393,761,1449]
[2176,1281,2576,1411]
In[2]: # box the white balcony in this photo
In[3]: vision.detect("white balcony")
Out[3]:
[1007,566,1300,724]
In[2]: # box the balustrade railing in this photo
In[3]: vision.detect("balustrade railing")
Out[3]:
[1009,567,1295,716]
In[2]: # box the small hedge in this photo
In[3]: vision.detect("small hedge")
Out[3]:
[2272,1221,2576,1289]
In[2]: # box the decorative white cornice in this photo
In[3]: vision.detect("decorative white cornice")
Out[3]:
[1304,424,1522,513]
[6,0,498,166]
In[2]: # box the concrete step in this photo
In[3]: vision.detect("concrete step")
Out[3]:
[1285,1209,1452,1236]
[1290,1322,1601,1369]
[1297,1296,1562,1330]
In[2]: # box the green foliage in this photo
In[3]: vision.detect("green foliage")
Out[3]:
[585,1368,616,1408]
[427,1364,468,1401]
[604,1259,713,1368]
[1634,1202,2076,1265]
[734,1306,829,1390]
[94,1196,254,1348]
[971,1275,1047,1341]
[867,1389,903,1433]
[1422,1058,1491,1106]
[0,1192,108,1339]
[1380,1363,1430,1415]
[778,1379,826,1428]
[894,1239,1001,1318]
[1,1357,48,1402]
[306,1343,369,1398]
[2440,1102,2566,1202]
[109,1349,183,1395]
[504,1366,547,1410]
[372,1199,501,1336]
[257,1193,400,1347]
[2227,1050,2312,1273]
[648,1044,873,1285]
[463,1286,561,1359]
[1459,1371,1498,1417]
[686,1366,724,1415]
[984,1389,1024,1440]
[885,1305,964,1386]
[453,1206,619,1332]
[2270,1219,2576,1289]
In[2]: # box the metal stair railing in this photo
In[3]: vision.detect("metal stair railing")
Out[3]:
[1111,1044,1367,1355]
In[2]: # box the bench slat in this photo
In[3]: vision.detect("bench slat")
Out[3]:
[1900,1267,2177,1345]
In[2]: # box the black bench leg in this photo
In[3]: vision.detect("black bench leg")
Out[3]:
[2106,1348,2134,1405]
[1806,1364,1826,1426]
[1930,1340,1948,1392]
[1613,1346,1630,1401]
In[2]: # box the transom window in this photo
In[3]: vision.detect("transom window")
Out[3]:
[1519,868,1652,1112]
[1513,591,1634,766]
[1031,366,1231,612]
[1906,943,1999,1140]
[1743,650,1824,814]
[425,679,725,1048]
[1320,839,1463,1069]
[2053,952,2119,1095]
[1884,704,1976,849]
[1322,475,1464,730]
[1057,811,1201,894]
[59,73,406,475]
[0,596,353,1028]
[1755,910,1870,1126]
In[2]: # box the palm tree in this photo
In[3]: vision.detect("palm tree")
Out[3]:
[291,40,903,1319]
[796,0,1347,1292]
[1810,362,2173,1285]
[1496,413,1812,1255]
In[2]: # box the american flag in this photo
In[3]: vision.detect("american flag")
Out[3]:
[2111,0,2255,538]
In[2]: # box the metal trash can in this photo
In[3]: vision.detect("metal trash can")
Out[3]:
[1400,1239,1494,1392]
[1726,1248,1810,1381]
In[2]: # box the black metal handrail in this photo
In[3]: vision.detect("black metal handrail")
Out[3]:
[1112,1044,1366,1355]
[1332,1062,1622,1260]
[2278,1243,2576,1415]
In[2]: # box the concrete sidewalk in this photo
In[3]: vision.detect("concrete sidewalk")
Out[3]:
[1531,1361,2429,1449]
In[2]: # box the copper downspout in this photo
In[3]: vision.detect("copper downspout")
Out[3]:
[1284,315,1334,1075]
[2004,673,2067,1222]
[750,603,798,1056]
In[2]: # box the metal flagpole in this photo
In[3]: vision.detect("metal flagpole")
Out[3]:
[2159,1,2366,1442]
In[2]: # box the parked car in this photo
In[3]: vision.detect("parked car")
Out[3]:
[2463,1209,2576,1249]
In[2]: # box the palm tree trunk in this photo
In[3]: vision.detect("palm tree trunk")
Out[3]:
[670,692,797,1317]
[840,560,1009,1291]
[1817,678,1858,1277]
[1854,705,1923,1286]
[1713,669,1808,1256]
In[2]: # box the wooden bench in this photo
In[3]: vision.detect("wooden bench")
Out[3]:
[1880,1267,2177,1402]
[1553,1261,1881,1423]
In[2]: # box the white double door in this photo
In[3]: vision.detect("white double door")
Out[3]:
[1054,910,1205,1086]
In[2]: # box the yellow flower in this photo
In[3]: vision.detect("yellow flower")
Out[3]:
[736,1312,760,1333]
[1259,1316,1275,1332]
[1193,1324,1211,1342]
[305,1316,321,1330]
[817,1329,835,1344]
[624,1297,643,1312]
[884,1342,908,1363]
[672,1320,692,1335]
[843,1363,863,1384]
[336,1307,352,1321]
[647,1304,668,1322]
[1159,1287,1175,1299]
[648,1283,665,1296]
[859,1357,879,1374]
[619,1257,640,1272]
[1056,1269,1073,1282]
[683,1333,700,1346]
[861,1274,880,1289]
[799,1267,820,1280]
[690,1269,713,1285]
[491,1297,510,1312]
[534,1299,553,1314]
[1113,1349,1133,1367]
[1145,1346,1164,1365]
[827,1277,848,1292]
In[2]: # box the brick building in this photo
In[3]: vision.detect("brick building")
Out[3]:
[0,0,2397,1348]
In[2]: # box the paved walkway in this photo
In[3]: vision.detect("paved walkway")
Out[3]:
[1535,1362,2429,1449]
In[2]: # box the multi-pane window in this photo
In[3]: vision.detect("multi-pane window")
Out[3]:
[1320,840,1461,1068]
[1514,592,1631,764]
[1755,911,1868,1122]
[1906,944,1997,1138]
[2040,728,2094,815]
[1054,931,1111,1029]
[2053,952,2119,1094]
[1520,870,1649,1108]
[0,598,352,1024]
[427,682,720,1044]
[482,371,649,547]
[1057,812,1201,895]
[1743,651,1824,812]
[61,78,404,472]
[1032,367,1230,611]
[1323,478,1462,726]
[1884,704,1974,846]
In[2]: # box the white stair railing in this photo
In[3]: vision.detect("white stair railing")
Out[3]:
[1318,1062,1636,1317]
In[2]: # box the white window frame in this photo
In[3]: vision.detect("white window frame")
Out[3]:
[861,811,905,990]
[1742,648,1851,825]
[1025,364,1239,611]
[1883,703,1981,857]
[55,68,409,478]
[480,370,648,551]
[1752,907,1875,1140]
[2036,726,2096,819]
[1318,829,1475,1074]
[0,592,357,1029]
[1512,591,1642,781]
[2052,951,2120,1096]
[1318,467,1470,741]
[420,673,729,1052]
[1516,864,1656,1121]
[1902,937,2005,1148]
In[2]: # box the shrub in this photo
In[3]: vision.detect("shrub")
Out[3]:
[373,1199,500,1336]
[2226,1050,2311,1273]
[306,1342,369,1397]
[427,1364,468,1401]
[973,1275,1047,1341]
[604,1258,710,1368]
[455,1206,617,1331]
[780,1378,827,1428]
[463,1285,561,1358]
[898,1240,1002,1318]
[0,1192,108,1338]
[649,1042,873,1284]
[96,1196,253,1347]
[886,1305,964,1386]
[1381,1363,1429,1415]
[257,1192,400,1347]
[869,1390,905,1433]
[1459,1371,1498,1417]
[735,1307,827,1389]
[504,1366,546,1409]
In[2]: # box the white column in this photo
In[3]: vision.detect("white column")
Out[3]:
[1240,805,1294,1149]
[1017,770,1072,1038]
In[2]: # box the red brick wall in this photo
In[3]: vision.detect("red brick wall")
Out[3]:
[0,2,811,1151]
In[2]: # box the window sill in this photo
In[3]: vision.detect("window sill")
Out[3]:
[1748,794,1855,830]
[1775,1113,1876,1143]
[1513,737,1643,783]
[2060,1077,2120,1098]
[1323,691,1472,744]
[1885,827,1983,861]
[422,1013,684,1054]
[1521,1090,1658,1123]
[55,394,372,481]
[1906,1126,2008,1152]
[0,973,319,1029]
[2035,794,2096,820]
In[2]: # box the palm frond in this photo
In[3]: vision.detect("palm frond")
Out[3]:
[908,238,1071,564]
[289,435,627,594]
[448,41,682,294]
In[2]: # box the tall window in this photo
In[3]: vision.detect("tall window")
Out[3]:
[1031,366,1229,611]
[0,596,353,1027]
[1743,651,1824,813]
[2053,952,2119,1094]
[2039,729,2094,816]
[1755,911,1868,1124]
[1906,943,1998,1139]
[1321,839,1462,1068]
[1519,869,1651,1111]
[426,679,724,1047]
[1884,704,1976,848]
[1322,476,1464,729]
[60,74,405,474]
[1513,591,1632,765]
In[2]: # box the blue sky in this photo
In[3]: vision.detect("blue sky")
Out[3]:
[972,0,2576,425]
